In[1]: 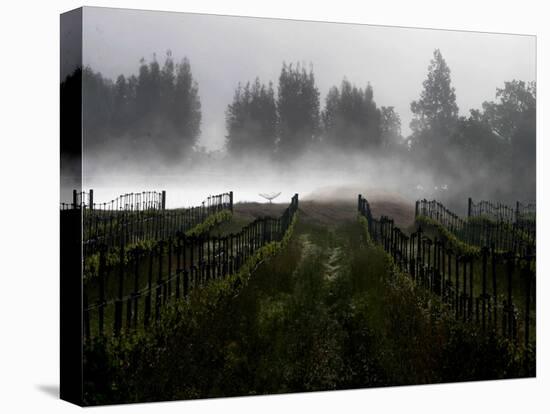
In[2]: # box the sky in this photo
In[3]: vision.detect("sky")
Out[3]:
[82,6,536,151]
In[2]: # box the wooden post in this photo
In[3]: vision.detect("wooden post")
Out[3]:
[162,190,166,210]
[144,248,153,327]
[481,247,488,331]
[455,254,460,319]
[72,189,77,209]
[169,239,175,298]
[176,238,181,299]
[132,249,140,329]
[156,242,164,320]
[98,245,106,337]
[126,296,132,332]
[183,270,189,297]
[89,189,94,210]
[114,243,125,335]
[83,293,90,342]
[469,257,474,319]
[524,259,532,348]
[491,244,497,327]
[229,191,234,212]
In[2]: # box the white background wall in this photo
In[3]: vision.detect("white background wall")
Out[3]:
[0,0,547,412]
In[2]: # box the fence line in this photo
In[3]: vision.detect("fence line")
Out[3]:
[359,194,535,349]
[468,198,536,223]
[83,194,299,340]
[76,191,233,257]
[416,199,535,254]
[60,189,166,211]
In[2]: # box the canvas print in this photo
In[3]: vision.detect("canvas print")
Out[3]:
[60,7,536,406]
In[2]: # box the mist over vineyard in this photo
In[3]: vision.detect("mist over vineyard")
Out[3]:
[62,54,535,210]
[60,9,537,404]
[60,10,535,210]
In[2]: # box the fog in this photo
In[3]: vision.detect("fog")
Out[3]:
[62,7,536,211]
[79,146,528,214]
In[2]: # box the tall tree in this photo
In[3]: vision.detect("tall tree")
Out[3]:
[481,80,536,144]
[321,79,382,150]
[277,62,320,158]
[82,66,113,151]
[80,53,201,161]
[450,109,504,162]
[226,78,277,157]
[172,57,202,152]
[148,55,161,111]
[410,49,458,148]
[380,106,402,149]
[135,58,151,120]
[111,74,128,133]
[481,80,536,190]
[160,50,176,115]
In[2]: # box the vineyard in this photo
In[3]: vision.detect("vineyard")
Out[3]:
[360,195,536,349]
[61,190,298,339]
[62,190,536,404]
[415,198,535,253]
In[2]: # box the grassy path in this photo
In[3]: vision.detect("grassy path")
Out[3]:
[214,205,393,395]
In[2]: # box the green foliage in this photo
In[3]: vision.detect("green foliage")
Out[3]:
[469,216,535,247]
[84,211,533,405]
[84,210,232,281]
[438,324,535,382]
[415,215,480,255]
[359,232,532,385]
[83,214,298,403]
[416,214,534,254]
[357,214,373,246]
[83,238,157,281]
[185,209,232,237]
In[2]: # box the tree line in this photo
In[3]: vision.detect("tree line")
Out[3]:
[225,62,402,159]
[72,51,201,160]
[62,49,536,176]
[408,49,535,188]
